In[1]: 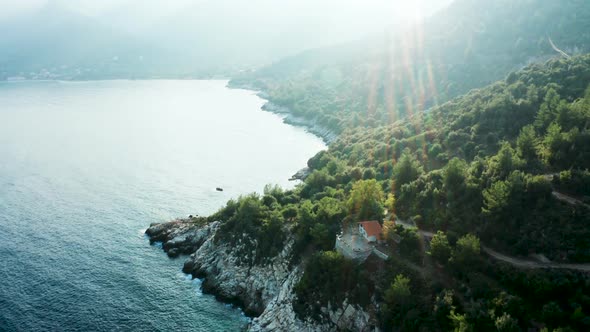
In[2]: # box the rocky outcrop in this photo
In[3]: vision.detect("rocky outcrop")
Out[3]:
[145,220,211,258]
[260,101,290,115]
[289,167,311,181]
[146,220,377,331]
[325,299,379,331]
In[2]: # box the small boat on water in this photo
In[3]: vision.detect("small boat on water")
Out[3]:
[216,187,223,192]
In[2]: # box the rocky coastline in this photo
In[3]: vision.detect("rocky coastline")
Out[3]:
[145,220,377,331]
[226,81,338,145]
[145,83,371,331]
[260,101,338,145]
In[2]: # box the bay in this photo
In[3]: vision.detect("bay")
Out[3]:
[0,80,325,331]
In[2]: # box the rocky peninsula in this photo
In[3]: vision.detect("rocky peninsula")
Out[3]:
[145,219,377,331]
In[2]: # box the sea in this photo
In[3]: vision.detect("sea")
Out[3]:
[0,80,325,331]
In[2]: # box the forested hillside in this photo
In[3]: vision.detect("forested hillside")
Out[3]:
[201,1,590,330]
[232,0,590,133]
[212,54,590,330]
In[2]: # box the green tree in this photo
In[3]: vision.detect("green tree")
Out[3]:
[516,125,538,162]
[312,197,346,249]
[434,289,456,330]
[539,122,561,164]
[381,273,418,330]
[534,88,562,132]
[393,149,424,192]
[294,251,357,316]
[385,274,411,307]
[384,193,396,217]
[430,231,452,264]
[429,143,444,160]
[296,200,316,241]
[298,200,316,225]
[382,220,396,243]
[452,234,481,266]
[494,313,519,332]
[482,180,511,215]
[256,210,286,262]
[449,310,472,332]
[484,142,524,181]
[444,158,468,195]
[304,170,335,197]
[398,228,422,263]
[281,205,298,221]
[310,223,330,249]
[490,292,525,320]
[444,158,469,214]
[347,179,385,220]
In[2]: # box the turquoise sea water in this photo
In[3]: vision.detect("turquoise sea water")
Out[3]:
[0,80,325,331]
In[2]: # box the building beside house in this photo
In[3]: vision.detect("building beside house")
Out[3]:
[335,221,389,263]
[358,221,383,243]
[335,233,373,262]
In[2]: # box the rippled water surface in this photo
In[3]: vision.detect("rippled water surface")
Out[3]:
[0,80,325,331]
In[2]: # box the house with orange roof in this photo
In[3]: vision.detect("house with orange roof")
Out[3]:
[358,221,383,243]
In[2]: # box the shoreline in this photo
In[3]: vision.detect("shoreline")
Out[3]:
[146,219,373,331]
[261,101,338,145]
[0,78,232,84]
[142,79,336,330]
[8,78,338,145]
[227,81,338,145]
[144,81,342,331]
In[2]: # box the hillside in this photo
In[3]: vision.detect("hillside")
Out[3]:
[231,0,590,133]
[151,53,590,331]
[0,3,159,80]
[146,1,590,330]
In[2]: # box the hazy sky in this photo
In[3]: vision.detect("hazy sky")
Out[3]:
[0,0,454,46]
[0,0,191,18]
[0,0,450,22]
[0,0,454,73]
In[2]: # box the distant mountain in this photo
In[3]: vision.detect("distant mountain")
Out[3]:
[0,2,156,79]
[0,0,454,80]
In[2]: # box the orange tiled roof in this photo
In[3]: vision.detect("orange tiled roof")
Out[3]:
[359,221,383,240]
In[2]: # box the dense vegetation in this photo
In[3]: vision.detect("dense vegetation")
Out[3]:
[203,2,590,330]
[208,53,590,330]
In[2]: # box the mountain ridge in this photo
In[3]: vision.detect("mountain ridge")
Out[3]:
[232,0,590,133]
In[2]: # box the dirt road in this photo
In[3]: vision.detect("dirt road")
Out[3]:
[417,230,590,272]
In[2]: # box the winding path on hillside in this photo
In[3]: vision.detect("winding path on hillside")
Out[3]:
[542,173,590,208]
[552,191,590,209]
[480,246,590,272]
[397,179,590,273]
[444,174,588,271]
[416,230,590,272]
